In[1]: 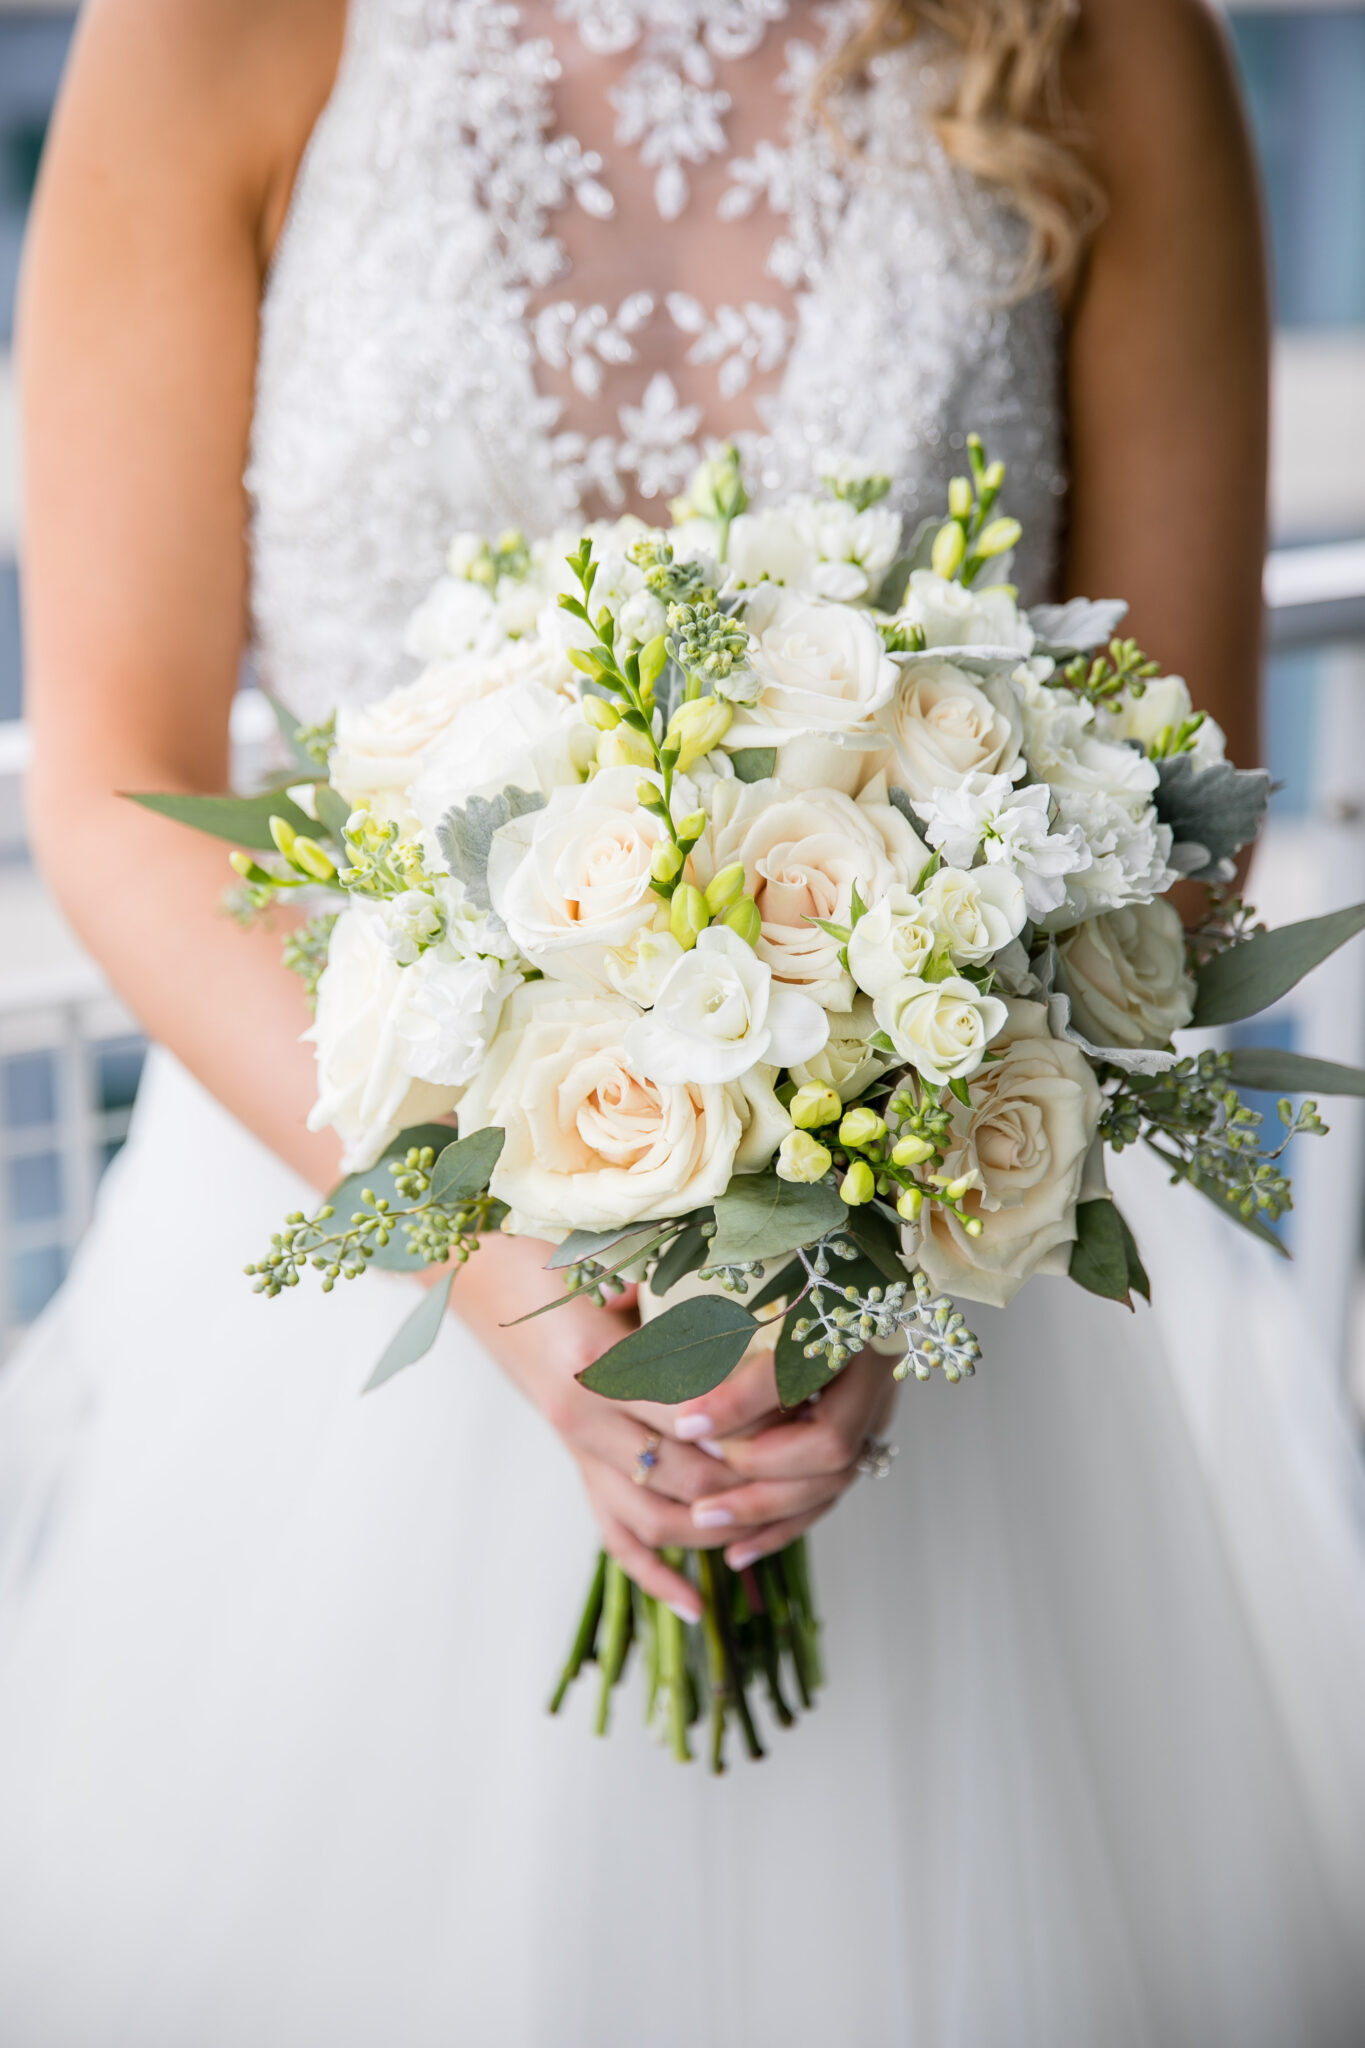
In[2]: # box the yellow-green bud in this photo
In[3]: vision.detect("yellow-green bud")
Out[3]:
[840,1160,875,1205]
[638,634,669,694]
[664,693,732,773]
[947,475,973,519]
[896,1186,924,1223]
[931,519,966,580]
[704,861,746,915]
[581,694,620,732]
[964,1216,985,1237]
[676,809,706,844]
[942,1169,982,1203]
[596,724,656,770]
[291,835,337,883]
[650,839,686,886]
[636,780,660,809]
[228,850,255,879]
[566,646,606,680]
[839,1107,886,1150]
[776,1130,833,1184]
[983,461,1005,491]
[974,516,1022,559]
[269,815,297,859]
[790,1082,842,1130]
[891,1133,935,1168]
[669,884,709,950]
[721,896,761,947]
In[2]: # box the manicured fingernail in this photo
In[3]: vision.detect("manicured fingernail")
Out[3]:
[693,1504,735,1528]
[697,1438,727,1461]
[728,1544,762,1570]
[675,1413,714,1440]
[669,1600,701,1624]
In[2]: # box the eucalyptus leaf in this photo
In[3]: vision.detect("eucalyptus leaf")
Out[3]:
[886,785,919,831]
[648,1222,711,1297]
[363,1271,454,1394]
[436,786,546,912]
[1068,1199,1133,1304]
[730,747,777,784]
[1224,1047,1365,1097]
[841,1202,907,1283]
[507,1228,676,1325]
[775,1310,840,1408]
[1192,901,1365,1028]
[1027,597,1128,654]
[709,1173,847,1267]
[125,788,317,851]
[546,1227,640,1271]
[313,784,353,843]
[578,1295,758,1404]
[263,691,317,772]
[1183,1168,1291,1258]
[324,1123,464,1274]
[1154,757,1272,881]
[429,1126,504,1206]
[1115,1207,1151,1304]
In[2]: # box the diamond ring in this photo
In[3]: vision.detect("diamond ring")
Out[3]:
[633,1430,663,1486]
[856,1436,899,1481]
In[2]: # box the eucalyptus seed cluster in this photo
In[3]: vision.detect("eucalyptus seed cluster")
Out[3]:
[787,1244,981,1383]
[697,1257,768,1296]
[244,1147,497,1296]
[628,537,714,609]
[1054,637,1161,709]
[280,910,340,1011]
[892,1271,983,1384]
[562,1258,629,1307]
[1186,890,1265,971]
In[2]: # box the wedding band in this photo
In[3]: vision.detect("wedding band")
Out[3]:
[633,1430,663,1486]
[856,1436,898,1481]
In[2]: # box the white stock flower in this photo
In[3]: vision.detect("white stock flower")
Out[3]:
[394,949,521,1089]
[872,975,1008,1086]
[457,983,786,1238]
[903,1000,1104,1308]
[702,778,925,1010]
[1044,789,1178,926]
[787,993,891,1103]
[1013,661,1161,808]
[378,889,446,966]
[899,570,1035,654]
[625,925,829,1085]
[797,497,901,598]
[486,766,673,986]
[847,886,935,998]
[304,904,462,1172]
[919,865,1027,966]
[913,774,1089,920]
[408,681,589,834]
[403,577,507,663]
[725,585,898,788]
[726,506,816,589]
[1053,899,1195,1049]
[879,658,1023,800]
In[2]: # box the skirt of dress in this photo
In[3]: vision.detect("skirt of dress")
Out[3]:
[2,1048,1365,2048]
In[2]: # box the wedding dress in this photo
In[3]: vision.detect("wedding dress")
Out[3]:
[3,3,1365,2043]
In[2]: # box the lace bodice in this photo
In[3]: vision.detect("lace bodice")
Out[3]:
[247,0,1066,722]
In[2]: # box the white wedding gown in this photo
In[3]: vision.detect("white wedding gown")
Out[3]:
[4,4,1365,2043]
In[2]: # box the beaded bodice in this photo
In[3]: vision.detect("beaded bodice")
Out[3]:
[246,0,1066,720]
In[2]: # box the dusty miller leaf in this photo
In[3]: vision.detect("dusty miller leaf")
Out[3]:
[436,786,546,912]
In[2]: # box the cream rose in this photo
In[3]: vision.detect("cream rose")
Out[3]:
[304,904,461,1172]
[330,667,475,819]
[1053,899,1195,1050]
[920,865,1028,966]
[905,999,1104,1307]
[408,681,588,832]
[725,586,898,784]
[625,925,828,1085]
[700,778,925,1010]
[458,984,786,1238]
[879,657,1023,800]
[486,767,676,987]
[402,576,505,663]
[873,975,1009,1086]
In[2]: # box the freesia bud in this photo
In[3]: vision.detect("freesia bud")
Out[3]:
[669,884,710,950]
[891,1134,935,1167]
[983,461,1005,490]
[704,862,746,914]
[840,1161,875,1205]
[228,850,255,879]
[720,896,761,946]
[269,815,297,859]
[638,634,669,694]
[790,1082,842,1130]
[650,839,686,886]
[776,1130,833,1184]
[974,517,1022,559]
[943,1169,982,1202]
[931,520,966,580]
[664,694,732,774]
[676,809,706,845]
[896,1186,924,1223]
[291,835,337,882]
[596,725,656,770]
[963,1216,984,1237]
[947,476,972,519]
[636,780,663,810]
[581,694,620,731]
[838,1107,886,1150]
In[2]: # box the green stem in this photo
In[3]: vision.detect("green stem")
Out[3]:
[763,1555,809,1713]
[698,1551,732,1776]
[658,1549,693,1763]
[594,1556,633,1736]
[549,1550,607,1715]
[714,1556,765,1762]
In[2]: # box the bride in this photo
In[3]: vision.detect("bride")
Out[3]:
[4,0,1365,2041]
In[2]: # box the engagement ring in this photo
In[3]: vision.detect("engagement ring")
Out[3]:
[633,1431,663,1486]
[856,1437,899,1481]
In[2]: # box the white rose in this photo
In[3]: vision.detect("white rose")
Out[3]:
[486,766,673,987]
[788,993,892,1103]
[1053,899,1195,1050]
[409,681,589,834]
[872,974,1009,1086]
[725,586,898,780]
[847,886,936,999]
[904,1000,1104,1307]
[403,577,506,663]
[330,666,477,817]
[919,865,1027,966]
[304,904,461,1172]
[603,920,686,1006]
[457,983,782,1238]
[394,948,521,1088]
[701,778,926,1010]
[625,925,829,1085]
[899,570,1035,654]
[880,658,1023,800]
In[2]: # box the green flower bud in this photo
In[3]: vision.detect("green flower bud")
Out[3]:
[636,780,662,810]
[983,461,1005,491]
[840,1160,876,1205]
[964,1216,985,1237]
[942,1168,982,1203]
[931,519,966,580]
[638,634,669,694]
[838,1107,886,1150]
[704,861,746,914]
[896,1186,924,1223]
[596,724,656,770]
[228,850,255,879]
[581,694,620,731]
[776,1130,833,1184]
[676,809,706,845]
[669,884,710,950]
[947,475,973,519]
[720,896,761,947]
[663,693,732,773]
[891,1133,935,1168]
[269,815,298,859]
[291,835,337,883]
[790,1081,842,1130]
[974,516,1022,559]
[650,839,686,886]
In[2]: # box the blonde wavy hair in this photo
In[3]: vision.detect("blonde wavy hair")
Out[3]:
[820,0,1103,294]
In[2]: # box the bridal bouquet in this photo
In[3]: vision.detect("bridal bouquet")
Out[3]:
[135,439,1365,1770]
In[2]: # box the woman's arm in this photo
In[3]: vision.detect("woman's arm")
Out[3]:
[1063,0,1270,773]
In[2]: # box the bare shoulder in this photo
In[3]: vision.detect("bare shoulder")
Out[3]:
[1065,0,1251,181]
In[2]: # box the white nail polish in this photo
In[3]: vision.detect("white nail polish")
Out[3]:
[697,1438,727,1462]
[675,1413,715,1440]
[669,1602,701,1625]
[728,1546,761,1571]
[693,1505,734,1528]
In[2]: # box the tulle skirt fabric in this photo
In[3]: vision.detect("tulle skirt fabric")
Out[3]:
[2,1048,1365,2048]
